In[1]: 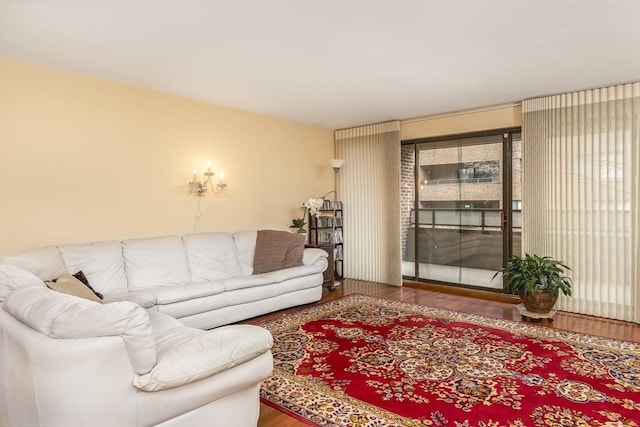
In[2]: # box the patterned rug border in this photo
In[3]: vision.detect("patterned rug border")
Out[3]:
[260,393,319,426]
[261,368,433,427]
[259,293,640,356]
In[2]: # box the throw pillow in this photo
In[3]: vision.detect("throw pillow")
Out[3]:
[253,230,305,274]
[46,273,103,303]
[72,270,104,300]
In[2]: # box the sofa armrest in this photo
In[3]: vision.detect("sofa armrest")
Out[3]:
[102,291,157,308]
[302,248,329,266]
[134,320,273,392]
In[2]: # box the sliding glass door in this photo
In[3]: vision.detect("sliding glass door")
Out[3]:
[401,129,521,291]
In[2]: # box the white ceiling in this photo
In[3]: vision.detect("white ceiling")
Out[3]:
[1,1,639,129]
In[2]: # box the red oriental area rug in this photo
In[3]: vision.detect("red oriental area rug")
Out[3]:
[259,294,640,427]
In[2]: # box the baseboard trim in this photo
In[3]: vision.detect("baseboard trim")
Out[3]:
[403,280,520,304]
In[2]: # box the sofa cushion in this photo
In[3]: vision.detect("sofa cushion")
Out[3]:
[183,232,241,281]
[253,230,305,274]
[4,285,157,374]
[59,240,128,294]
[102,291,157,308]
[257,264,325,283]
[46,273,103,303]
[222,275,272,292]
[123,236,191,290]
[143,282,225,305]
[151,292,227,319]
[0,265,44,301]
[133,315,272,392]
[233,230,257,275]
[0,246,66,281]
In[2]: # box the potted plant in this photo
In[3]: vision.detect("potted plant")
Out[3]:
[290,198,324,235]
[494,254,572,314]
[289,218,307,234]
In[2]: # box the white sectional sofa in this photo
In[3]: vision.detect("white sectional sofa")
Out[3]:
[0,230,328,329]
[0,230,328,427]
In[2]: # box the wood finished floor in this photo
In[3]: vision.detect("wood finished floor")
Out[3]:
[253,279,640,427]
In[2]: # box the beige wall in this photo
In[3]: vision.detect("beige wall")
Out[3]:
[401,104,522,141]
[0,57,334,254]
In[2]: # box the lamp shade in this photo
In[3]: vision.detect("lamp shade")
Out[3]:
[328,159,344,170]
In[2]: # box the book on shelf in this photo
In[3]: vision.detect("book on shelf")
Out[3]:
[334,245,343,261]
[315,231,329,245]
[316,216,333,228]
[320,200,343,211]
[314,229,344,245]
[314,215,343,229]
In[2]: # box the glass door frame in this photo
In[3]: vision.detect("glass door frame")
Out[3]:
[402,126,522,293]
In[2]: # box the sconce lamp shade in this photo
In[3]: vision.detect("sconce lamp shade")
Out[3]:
[329,158,344,173]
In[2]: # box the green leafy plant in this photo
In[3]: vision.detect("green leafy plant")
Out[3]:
[494,254,572,298]
[289,218,307,233]
[290,197,324,233]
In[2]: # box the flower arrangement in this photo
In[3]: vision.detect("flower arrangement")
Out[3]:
[304,197,325,217]
[290,197,324,233]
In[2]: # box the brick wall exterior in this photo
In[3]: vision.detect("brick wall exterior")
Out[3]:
[400,145,414,260]
[417,141,522,206]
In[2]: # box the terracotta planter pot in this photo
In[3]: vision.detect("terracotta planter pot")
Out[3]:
[519,289,558,313]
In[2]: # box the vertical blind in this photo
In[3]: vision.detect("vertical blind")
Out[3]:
[335,121,402,286]
[523,82,640,322]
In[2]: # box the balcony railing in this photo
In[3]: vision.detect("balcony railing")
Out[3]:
[424,177,500,185]
[409,208,521,231]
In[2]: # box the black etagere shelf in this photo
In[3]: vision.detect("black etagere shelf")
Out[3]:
[308,201,343,288]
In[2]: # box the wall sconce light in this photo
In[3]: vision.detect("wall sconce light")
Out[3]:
[189,160,227,196]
